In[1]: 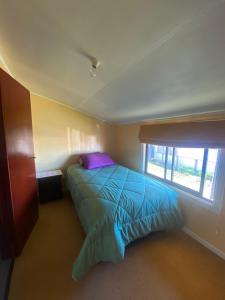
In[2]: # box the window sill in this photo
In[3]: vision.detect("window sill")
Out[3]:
[168,182,223,214]
[145,173,222,214]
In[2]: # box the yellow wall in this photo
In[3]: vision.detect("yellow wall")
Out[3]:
[31,94,115,172]
[115,123,225,253]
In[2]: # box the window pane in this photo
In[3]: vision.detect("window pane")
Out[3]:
[166,147,173,180]
[172,148,204,192]
[146,145,166,178]
[203,149,218,201]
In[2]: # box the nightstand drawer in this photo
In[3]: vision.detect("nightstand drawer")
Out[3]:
[36,170,63,203]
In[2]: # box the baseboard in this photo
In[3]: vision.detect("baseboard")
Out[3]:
[182,227,225,261]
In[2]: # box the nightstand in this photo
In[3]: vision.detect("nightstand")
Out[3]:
[36,170,63,203]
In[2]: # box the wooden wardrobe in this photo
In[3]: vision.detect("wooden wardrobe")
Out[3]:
[0,68,38,259]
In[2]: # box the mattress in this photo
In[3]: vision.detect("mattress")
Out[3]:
[67,164,182,280]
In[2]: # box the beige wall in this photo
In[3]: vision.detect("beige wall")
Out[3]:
[115,124,143,172]
[115,123,225,253]
[31,94,115,172]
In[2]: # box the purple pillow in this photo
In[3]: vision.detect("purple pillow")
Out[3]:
[79,152,99,166]
[80,152,115,170]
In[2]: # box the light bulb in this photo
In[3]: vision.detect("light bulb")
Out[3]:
[90,66,97,77]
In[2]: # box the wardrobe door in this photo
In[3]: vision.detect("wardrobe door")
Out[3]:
[0,84,15,258]
[0,68,38,257]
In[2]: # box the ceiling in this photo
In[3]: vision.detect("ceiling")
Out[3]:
[0,0,225,124]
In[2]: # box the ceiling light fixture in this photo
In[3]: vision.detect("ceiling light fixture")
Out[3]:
[90,57,100,78]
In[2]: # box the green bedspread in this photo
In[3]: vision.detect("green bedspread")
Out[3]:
[67,164,182,280]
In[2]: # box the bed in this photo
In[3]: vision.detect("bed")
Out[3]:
[67,163,182,280]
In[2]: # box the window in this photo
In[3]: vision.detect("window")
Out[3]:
[145,144,222,203]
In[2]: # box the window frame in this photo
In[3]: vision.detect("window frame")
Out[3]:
[144,144,223,206]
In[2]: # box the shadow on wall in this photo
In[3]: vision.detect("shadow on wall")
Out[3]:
[67,127,102,155]
[48,127,103,172]
[33,114,114,173]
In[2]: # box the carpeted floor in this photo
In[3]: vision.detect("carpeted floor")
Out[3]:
[9,197,225,300]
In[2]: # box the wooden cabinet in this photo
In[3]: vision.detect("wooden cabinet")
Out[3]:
[0,68,38,259]
[36,170,63,203]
